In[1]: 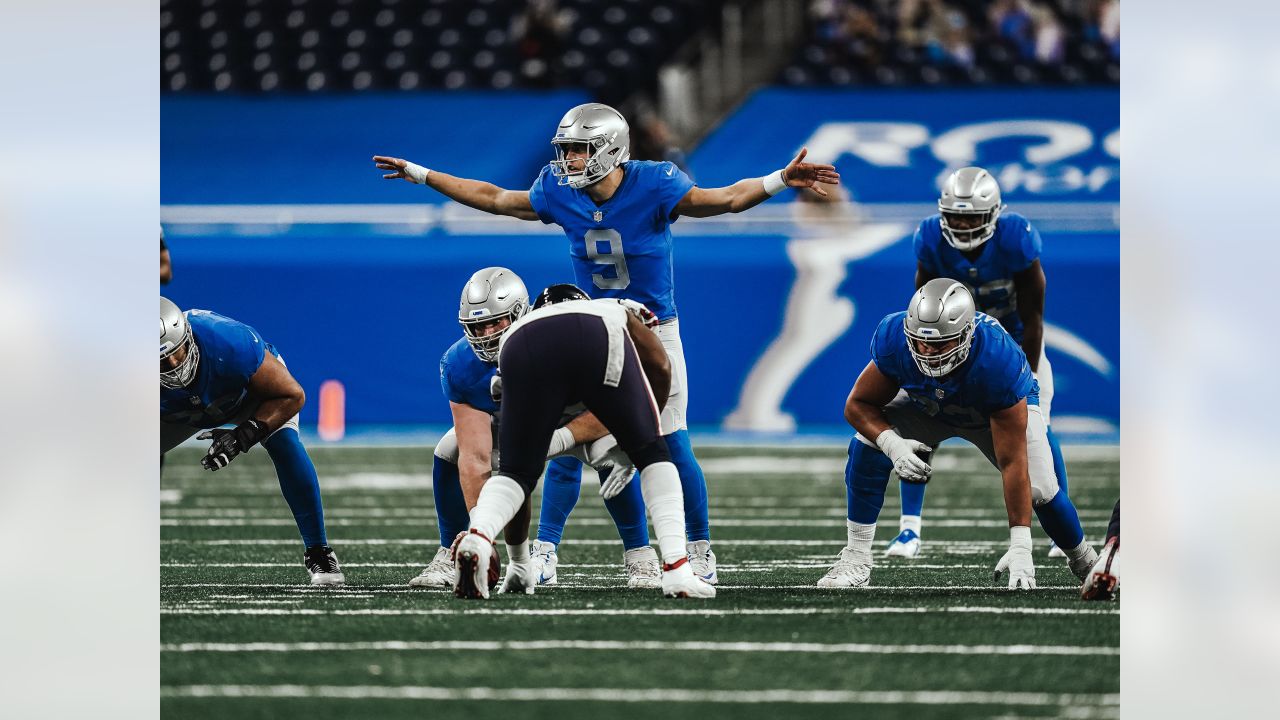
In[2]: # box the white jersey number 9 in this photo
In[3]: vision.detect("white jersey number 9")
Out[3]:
[585,228,631,290]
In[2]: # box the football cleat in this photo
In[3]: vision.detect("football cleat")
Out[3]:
[686,540,718,585]
[452,530,500,600]
[817,547,872,588]
[303,545,345,587]
[1047,542,1067,559]
[1067,543,1100,582]
[408,545,455,588]
[624,546,662,589]
[529,540,559,586]
[661,558,715,599]
[885,529,921,558]
[1081,537,1119,601]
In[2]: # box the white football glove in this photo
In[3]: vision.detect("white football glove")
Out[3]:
[993,526,1036,590]
[874,429,933,483]
[584,434,619,466]
[581,435,635,499]
[498,560,536,595]
[598,462,636,500]
[614,298,659,329]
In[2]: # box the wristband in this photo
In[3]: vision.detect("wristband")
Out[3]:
[403,161,430,184]
[874,428,905,457]
[762,168,787,196]
[507,542,531,563]
[235,419,270,451]
[546,426,576,459]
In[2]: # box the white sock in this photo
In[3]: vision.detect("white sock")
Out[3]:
[846,520,875,565]
[507,541,530,564]
[1064,539,1093,562]
[899,514,922,535]
[468,475,526,541]
[639,462,687,566]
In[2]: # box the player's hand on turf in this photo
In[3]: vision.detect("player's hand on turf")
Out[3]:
[782,147,841,198]
[197,419,268,471]
[599,462,636,500]
[498,560,536,595]
[372,155,430,184]
[615,299,659,329]
[993,528,1036,590]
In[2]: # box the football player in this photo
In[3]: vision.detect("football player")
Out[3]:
[452,283,714,600]
[888,166,1071,559]
[409,267,661,590]
[374,102,840,584]
[160,297,342,586]
[818,280,1097,589]
[1081,500,1119,600]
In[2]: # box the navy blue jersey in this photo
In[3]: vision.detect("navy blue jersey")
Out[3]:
[440,336,498,414]
[160,310,278,428]
[871,311,1038,430]
[527,160,695,321]
[913,212,1041,343]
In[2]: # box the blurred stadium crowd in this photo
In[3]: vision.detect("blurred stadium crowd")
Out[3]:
[161,0,1118,101]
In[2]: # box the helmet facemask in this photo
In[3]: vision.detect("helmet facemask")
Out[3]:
[550,136,626,189]
[939,204,1002,251]
[905,321,974,378]
[160,322,200,389]
[460,301,526,363]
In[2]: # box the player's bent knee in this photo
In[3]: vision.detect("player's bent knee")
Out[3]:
[499,469,543,495]
[627,438,671,470]
[434,428,460,463]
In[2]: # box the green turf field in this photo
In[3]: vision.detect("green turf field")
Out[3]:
[160,443,1120,719]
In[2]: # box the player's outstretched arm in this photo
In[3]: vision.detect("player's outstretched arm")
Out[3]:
[372,155,540,221]
[989,400,1032,529]
[1014,260,1047,373]
[451,401,494,508]
[675,147,841,218]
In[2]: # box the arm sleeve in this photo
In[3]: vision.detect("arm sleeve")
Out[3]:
[526,166,557,225]
[657,162,696,224]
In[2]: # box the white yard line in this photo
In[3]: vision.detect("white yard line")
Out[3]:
[160,639,1118,656]
[161,604,1117,616]
[160,684,1120,706]
[160,538,1016,547]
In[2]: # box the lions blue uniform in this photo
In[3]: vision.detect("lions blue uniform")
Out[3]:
[440,337,498,414]
[160,310,278,428]
[913,212,1041,343]
[871,310,1038,429]
[527,160,694,321]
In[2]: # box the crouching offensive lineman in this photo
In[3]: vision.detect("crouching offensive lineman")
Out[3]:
[818,280,1097,590]
[160,297,342,586]
[453,285,715,599]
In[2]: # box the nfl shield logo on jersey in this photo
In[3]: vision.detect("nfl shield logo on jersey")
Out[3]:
[935,388,946,399]
[593,210,603,223]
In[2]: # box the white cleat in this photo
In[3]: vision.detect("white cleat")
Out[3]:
[661,560,716,599]
[498,560,537,595]
[884,529,921,558]
[408,545,455,588]
[453,531,495,600]
[529,540,559,586]
[1081,537,1119,601]
[817,547,872,588]
[624,546,662,589]
[1067,543,1100,582]
[1048,542,1067,559]
[686,540,718,585]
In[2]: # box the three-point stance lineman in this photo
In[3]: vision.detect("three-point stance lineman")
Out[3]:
[453,285,715,600]
[160,297,342,586]
[375,102,839,585]
[818,280,1097,589]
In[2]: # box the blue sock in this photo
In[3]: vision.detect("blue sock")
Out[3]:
[846,438,893,524]
[600,469,650,551]
[263,428,328,548]
[899,478,927,519]
[1046,425,1068,497]
[665,430,709,542]
[1034,490,1086,549]
[536,456,582,546]
[431,456,469,548]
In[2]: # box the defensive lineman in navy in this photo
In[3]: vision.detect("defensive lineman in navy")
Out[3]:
[374,103,840,585]
[160,297,342,586]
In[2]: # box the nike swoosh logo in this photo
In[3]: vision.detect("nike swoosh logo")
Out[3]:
[666,166,674,176]
[582,124,601,130]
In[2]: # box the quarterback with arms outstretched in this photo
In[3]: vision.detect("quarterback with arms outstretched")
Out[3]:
[818,280,1097,589]
[374,103,840,584]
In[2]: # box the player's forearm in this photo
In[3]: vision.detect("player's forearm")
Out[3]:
[844,399,891,441]
[999,464,1033,528]
[725,177,773,214]
[251,393,304,433]
[564,412,609,444]
[1020,319,1044,373]
[424,171,507,215]
[458,455,492,509]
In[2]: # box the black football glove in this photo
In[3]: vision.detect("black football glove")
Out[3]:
[197,419,269,471]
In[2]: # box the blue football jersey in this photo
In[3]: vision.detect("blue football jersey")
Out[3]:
[160,310,278,428]
[913,212,1041,343]
[871,311,1038,430]
[440,336,498,414]
[527,160,695,321]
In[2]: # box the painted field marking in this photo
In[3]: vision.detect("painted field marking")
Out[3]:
[160,685,1120,707]
[161,538,1023,547]
[161,605,1118,617]
[160,562,1002,570]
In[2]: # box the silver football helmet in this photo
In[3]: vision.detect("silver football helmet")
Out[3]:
[938,166,1004,251]
[160,296,200,389]
[549,103,630,189]
[904,279,976,378]
[459,266,529,362]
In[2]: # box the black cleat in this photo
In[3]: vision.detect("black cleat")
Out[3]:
[304,545,345,587]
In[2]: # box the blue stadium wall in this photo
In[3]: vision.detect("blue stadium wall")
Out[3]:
[161,88,1118,437]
